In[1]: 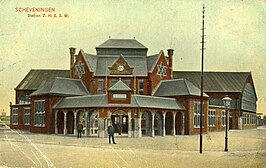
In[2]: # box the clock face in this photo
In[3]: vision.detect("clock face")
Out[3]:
[118,65,124,72]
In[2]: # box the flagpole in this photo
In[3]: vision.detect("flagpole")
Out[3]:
[200,4,206,154]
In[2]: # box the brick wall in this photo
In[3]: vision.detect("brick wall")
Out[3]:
[148,52,171,93]
[71,50,94,93]
[10,104,31,131]
[30,95,62,134]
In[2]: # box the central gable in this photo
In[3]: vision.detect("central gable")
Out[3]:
[108,55,134,75]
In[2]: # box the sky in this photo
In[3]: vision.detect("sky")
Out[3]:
[0,0,265,115]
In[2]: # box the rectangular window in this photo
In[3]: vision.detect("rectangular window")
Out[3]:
[12,108,18,125]
[208,110,216,127]
[97,79,104,94]
[24,108,30,125]
[222,110,226,126]
[112,94,127,100]
[34,100,45,127]
[138,80,144,95]
[194,103,204,128]
[18,96,31,104]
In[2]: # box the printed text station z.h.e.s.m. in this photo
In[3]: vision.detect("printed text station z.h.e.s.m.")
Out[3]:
[15,7,69,18]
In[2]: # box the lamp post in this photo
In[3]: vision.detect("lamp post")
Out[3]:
[222,95,232,152]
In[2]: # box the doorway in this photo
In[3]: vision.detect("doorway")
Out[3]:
[111,114,128,134]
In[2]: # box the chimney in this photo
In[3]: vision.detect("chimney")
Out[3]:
[167,49,174,79]
[69,47,76,68]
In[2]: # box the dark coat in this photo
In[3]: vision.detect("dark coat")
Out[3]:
[107,125,114,135]
[77,123,83,132]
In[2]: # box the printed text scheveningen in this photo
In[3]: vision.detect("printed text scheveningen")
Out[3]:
[15,7,55,13]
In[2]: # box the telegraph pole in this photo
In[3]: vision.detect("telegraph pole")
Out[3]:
[200,4,206,154]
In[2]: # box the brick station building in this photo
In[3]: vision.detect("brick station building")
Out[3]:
[10,38,257,137]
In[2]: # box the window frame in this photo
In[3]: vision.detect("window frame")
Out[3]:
[12,108,18,125]
[194,102,204,128]
[97,79,104,94]
[138,79,144,95]
[222,110,226,126]
[34,100,45,127]
[24,107,31,125]
[208,110,216,127]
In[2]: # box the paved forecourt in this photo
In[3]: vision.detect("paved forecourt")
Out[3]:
[0,124,265,168]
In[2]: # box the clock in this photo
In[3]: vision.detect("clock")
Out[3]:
[118,65,124,72]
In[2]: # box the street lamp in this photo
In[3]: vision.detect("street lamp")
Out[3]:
[222,95,232,152]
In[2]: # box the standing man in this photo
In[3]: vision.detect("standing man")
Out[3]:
[107,123,116,144]
[77,122,83,138]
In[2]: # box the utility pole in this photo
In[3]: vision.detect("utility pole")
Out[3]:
[200,4,206,154]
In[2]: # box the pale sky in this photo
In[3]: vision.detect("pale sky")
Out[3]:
[0,0,265,115]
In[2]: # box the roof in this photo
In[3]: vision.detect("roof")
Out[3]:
[147,53,160,72]
[16,69,70,90]
[83,52,148,76]
[152,79,208,97]
[83,52,98,72]
[55,94,107,109]
[55,94,185,110]
[109,79,131,91]
[133,95,185,110]
[96,39,147,49]
[30,77,89,97]
[173,71,251,92]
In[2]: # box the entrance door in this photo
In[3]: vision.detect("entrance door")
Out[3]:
[111,115,128,133]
